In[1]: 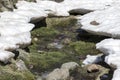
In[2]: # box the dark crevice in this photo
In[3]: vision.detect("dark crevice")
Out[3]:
[30,18,47,30]
[12,50,19,60]
[76,28,110,43]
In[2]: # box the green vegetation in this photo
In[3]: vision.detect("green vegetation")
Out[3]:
[27,51,78,72]
[27,16,101,74]
[67,41,100,56]
[46,16,77,28]
[0,63,35,80]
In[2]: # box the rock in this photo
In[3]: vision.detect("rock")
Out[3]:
[96,66,110,80]
[69,8,93,15]
[87,64,99,73]
[16,60,28,71]
[46,68,69,80]
[61,62,79,70]
[37,0,64,3]
[36,76,43,80]
[46,62,79,80]
[100,74,109,80]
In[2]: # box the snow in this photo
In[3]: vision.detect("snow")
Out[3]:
[95,38,120,80]
[0,50,15,63]
[96,38,120,55]
[112,69,120,80]
[80,6,120,38]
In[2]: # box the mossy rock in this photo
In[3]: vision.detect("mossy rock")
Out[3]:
[0,63,35,80]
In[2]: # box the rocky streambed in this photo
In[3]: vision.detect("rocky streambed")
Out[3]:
[0,16,113,80]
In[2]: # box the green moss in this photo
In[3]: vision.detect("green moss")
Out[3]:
[0,71,35,80]
[46,16,77,30]
[31,27,59,38]
[0,64,35,80]
[67,41,100,56]
[27,51,78,72]
[28,16,100,74]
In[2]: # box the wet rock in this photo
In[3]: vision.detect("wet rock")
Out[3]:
[100,74,109,80]
[69,8,93,15]
[96,66,110,80]
[87,64,99,73]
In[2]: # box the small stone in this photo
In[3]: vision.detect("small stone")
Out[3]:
[90,21,100,25]
[87,64,99,73]
[34,37,38,41]
[100,74,109,80]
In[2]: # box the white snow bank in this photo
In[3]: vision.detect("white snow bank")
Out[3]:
[96,38,120,55]
[0,21,34,36]
[0,11,31,23]
[80,6,120,38]
[105,54,120,68]
[36,0,118,16]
